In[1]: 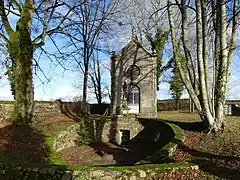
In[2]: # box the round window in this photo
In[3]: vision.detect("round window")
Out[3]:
[126,65,140,80]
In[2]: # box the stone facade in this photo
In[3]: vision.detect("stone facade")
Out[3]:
[111,36,157,117]
[53,115,144,149]
[101,115,144,144]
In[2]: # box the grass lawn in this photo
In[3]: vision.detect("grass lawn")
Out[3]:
[159,111,240,180]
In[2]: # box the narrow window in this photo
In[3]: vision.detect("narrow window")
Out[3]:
[127,86,139,106]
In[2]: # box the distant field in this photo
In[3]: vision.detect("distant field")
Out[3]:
[158,111,201,122]
[158,111,239,122]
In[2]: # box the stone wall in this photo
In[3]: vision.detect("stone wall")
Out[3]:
[0,115,188,179]
[0,101,60,120]
[54,123,81,152]
[0,103,13,120]
[52,115,184,165]
[52,115,144,152]
[0,162,198,180]
[0,101,110,121]
[101,114,144,144]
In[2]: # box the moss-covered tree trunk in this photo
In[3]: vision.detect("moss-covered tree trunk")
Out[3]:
[9,35,34,124]
[6,0,35,124]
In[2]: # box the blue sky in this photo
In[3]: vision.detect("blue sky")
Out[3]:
[0,2,240,102]
[1,39,240,102]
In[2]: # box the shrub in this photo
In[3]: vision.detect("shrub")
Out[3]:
[75,121,92,146]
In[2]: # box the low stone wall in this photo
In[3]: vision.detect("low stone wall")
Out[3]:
[53,123,81,152]
[0,101,60,120]
[145,121,184,163]
[52,116,184,165]
[0,101,109,121]
[52,115,144,153]
[101,114,144,144]
[0,115,189,179]
[0,161,198,180]
[136,118,184,163]
[0,103,13,120]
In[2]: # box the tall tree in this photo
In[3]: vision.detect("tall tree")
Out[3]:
[122,0,173,89]
[65,0,119,105]
[168,0,239,132]
[169,65,184,110]
[0,0,78,124]
[89,50,104,104]
[146,28,169,90]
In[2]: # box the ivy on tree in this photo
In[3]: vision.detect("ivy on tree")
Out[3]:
[146,28,169,90]
[170,64,184,110]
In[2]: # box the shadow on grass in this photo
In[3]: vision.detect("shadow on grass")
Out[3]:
[176,145,240,179]
[0,119,71,164]
[0,123,47,163]
[163,120,204,132]
[0,121,74,179]
[194,158,240,180]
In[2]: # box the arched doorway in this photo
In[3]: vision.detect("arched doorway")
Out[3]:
[127,86,140,113]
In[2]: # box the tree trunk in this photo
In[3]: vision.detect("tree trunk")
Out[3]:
[6,0,35,124]
[82,67,88,105]
[12,56,34,124]
[175,100,178,111]
[96,59,102,104]
[8,31,34,124]
[196,0,214,128]
[212,0,228,132]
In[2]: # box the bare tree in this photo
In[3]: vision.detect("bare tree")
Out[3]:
[120,0,174,90]
[64,0,120,106]
[168,0,239,132]
[0,0,79,124]
[89,50,104,104]
[169,64,184,110]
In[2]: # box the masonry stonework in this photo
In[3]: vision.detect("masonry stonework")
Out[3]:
[111,36,157,117]
[0,101,60,120]
[101,115,144,144]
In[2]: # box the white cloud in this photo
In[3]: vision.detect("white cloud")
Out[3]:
[227,74,240,100]
[157,82,170,99]
[0,80,13,100]
[181,89,189,99]
[51,85,81,101]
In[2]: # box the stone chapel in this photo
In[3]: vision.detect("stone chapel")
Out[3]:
[110,35,157,117]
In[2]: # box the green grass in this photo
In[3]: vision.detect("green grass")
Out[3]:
[158,112,201,122]
[158,111,240,122]
[43,132,68,165]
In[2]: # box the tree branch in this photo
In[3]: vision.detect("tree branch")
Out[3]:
[0,0,14,36]
[9,0,22,13]
[0,32,9,42]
